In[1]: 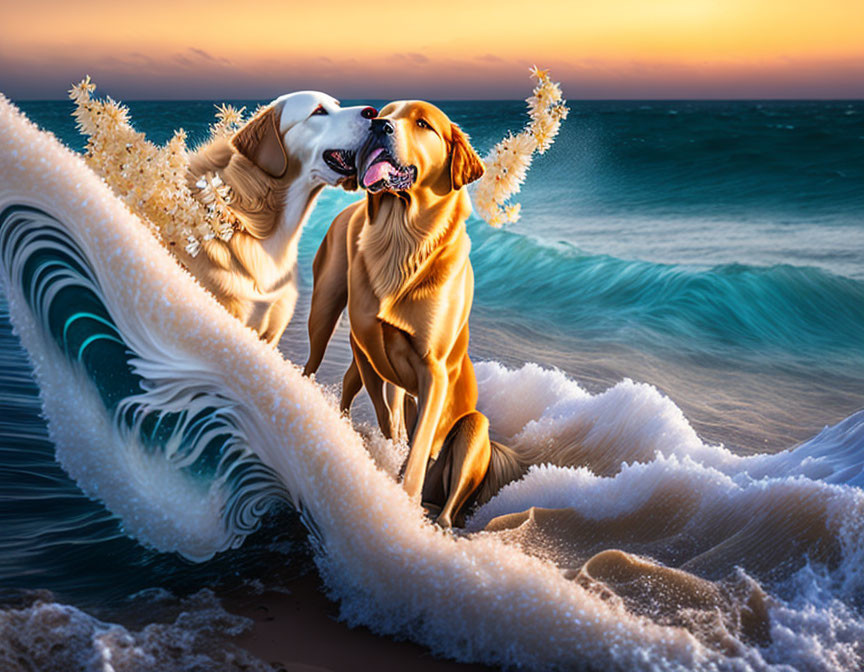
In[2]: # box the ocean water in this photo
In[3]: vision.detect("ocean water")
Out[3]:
[0,96,863,671]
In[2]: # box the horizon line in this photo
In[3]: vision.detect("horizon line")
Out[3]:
[12,96,864,103]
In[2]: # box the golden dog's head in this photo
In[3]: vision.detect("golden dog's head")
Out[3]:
[357,101,484,198]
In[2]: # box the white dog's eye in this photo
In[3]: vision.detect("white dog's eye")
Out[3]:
[311,105,328,116]
[416,119,431,129]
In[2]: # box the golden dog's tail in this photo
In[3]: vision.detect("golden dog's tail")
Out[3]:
[475,440,531,507]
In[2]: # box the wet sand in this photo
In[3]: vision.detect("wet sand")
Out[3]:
[223,571,496,672]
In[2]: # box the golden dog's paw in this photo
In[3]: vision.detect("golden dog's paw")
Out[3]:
[434,513,453,529]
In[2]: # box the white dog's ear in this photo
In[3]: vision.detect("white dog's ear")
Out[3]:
[232,106,290,178]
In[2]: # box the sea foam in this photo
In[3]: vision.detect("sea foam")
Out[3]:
[2,95,864,671]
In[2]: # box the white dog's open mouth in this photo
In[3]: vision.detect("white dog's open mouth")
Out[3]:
[360,148,417,193]
[323,149,357,176]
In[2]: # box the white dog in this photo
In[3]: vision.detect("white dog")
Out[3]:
[179,92,376,343]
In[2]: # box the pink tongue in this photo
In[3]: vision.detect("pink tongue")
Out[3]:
[362,149,392,188]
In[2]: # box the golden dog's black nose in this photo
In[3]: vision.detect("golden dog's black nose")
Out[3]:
[372,118,394,135]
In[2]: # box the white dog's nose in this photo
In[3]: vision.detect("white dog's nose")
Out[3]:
[361,106,378,119]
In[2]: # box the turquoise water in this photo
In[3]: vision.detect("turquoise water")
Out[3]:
[1,99,863,668]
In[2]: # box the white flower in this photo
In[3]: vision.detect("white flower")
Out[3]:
[69,76,95,102]
[209,104,246,137]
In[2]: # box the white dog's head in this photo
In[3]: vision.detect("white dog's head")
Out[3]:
[232,91,376,190]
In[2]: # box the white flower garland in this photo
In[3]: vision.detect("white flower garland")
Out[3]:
[473,66,569,228]
[69,77,247,256]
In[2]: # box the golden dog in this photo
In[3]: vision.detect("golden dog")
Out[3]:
[304,101,522,526]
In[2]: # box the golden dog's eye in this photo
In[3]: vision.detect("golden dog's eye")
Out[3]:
[416,119,431,129]
[311,105,328,116]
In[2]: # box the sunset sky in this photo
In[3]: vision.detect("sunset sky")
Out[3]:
[2,0,862,100]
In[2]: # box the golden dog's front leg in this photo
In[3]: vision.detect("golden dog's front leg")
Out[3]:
[385,384,408,442]
[349,334,395,438]
[339,359,362,414]
[402,360,447,503]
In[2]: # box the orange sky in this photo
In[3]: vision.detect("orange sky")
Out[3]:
[2,0,862,99]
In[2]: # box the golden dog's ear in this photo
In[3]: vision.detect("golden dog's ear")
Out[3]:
[232,106,290,178]
[449,124,485,190]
